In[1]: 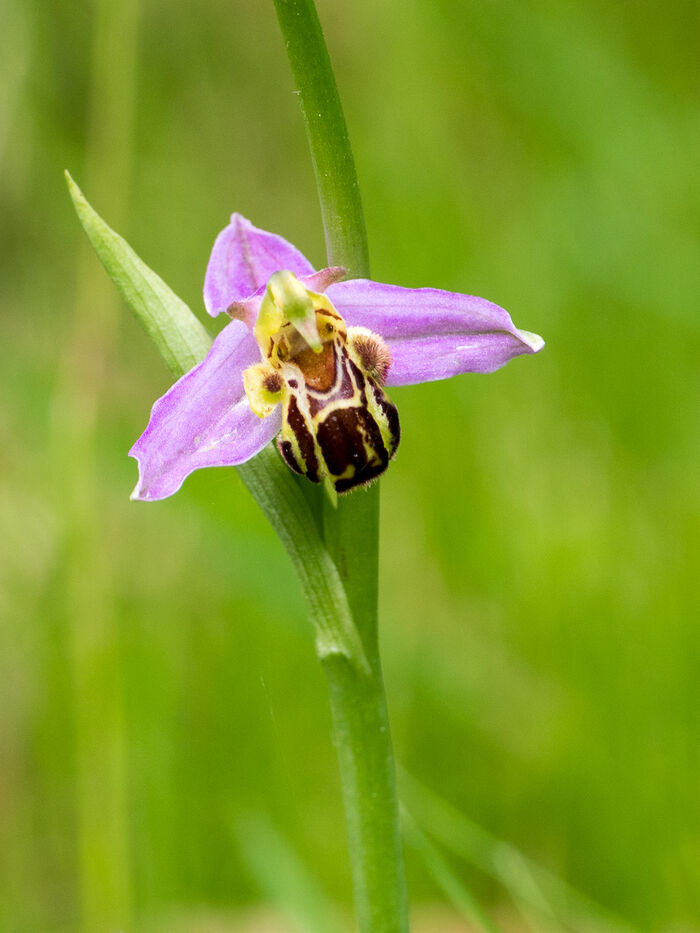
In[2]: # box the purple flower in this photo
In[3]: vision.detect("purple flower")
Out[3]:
[130,214,544,500]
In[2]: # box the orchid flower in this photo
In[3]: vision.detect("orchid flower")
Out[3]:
[130,214,544,501]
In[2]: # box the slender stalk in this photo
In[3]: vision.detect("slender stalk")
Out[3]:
[272,2,408,930]
[272,0,369,280]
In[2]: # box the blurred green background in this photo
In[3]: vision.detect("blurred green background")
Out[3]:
[1,0,698,930]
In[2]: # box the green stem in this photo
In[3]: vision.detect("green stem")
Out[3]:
[321,491,408,931]
[272,0,369,280]
[272,2,408,930]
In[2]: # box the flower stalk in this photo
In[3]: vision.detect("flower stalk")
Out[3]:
[272,0,369,280]
[272,0,408,929]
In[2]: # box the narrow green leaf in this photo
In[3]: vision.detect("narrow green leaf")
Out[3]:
[400,771,642,933]
[402,807,505,933]
[65,172,367,671]
[234,812,342,933]
[65,170,212,376]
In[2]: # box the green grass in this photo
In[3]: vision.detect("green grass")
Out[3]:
[1,0,698,930]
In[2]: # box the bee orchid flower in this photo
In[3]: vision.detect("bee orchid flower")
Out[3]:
[130,214,544,500]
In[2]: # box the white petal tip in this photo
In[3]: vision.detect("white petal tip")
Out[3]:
[518,329,545,353]
[130,476,148,501]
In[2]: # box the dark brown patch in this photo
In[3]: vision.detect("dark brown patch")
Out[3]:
[346,356,367,405]
[262,371,282,394]
[338,353,356,400]
[334,459,386,493]
[293,342,336,392]
[287,378,298,388]
[316,406,388,492]
[307,394,325,419]
[286,395,320,483]
[356,408,389,468]
[277,438,303,474]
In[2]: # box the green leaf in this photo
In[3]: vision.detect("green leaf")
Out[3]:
[234,812,340,933]
[65,172,367,672]
[66,171,212,377]
[400,771,642,933]
[401,807,506,933]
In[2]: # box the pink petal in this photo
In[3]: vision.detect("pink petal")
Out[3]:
[327,279,544,386]
[204,213,316,317]
[130,321,281,500]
